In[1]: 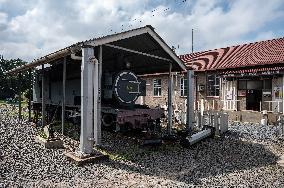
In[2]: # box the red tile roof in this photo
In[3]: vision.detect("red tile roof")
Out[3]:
[179,37,284,71]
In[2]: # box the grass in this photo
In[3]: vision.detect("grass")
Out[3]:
[0,100,34,120]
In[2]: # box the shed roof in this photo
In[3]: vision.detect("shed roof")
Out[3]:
[6,25,187,74]
[179,37,284,71]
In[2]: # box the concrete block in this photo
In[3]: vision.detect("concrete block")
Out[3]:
[35,136,64,149]
[64,150,109,166]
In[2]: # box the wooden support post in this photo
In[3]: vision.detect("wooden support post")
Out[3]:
[18,72,22,121]
[28,69,32,122]
[62,56,66,135]
[42,64,46,127]
[283,75,284,114]
[79,47,95,154]
[167,63,173,135]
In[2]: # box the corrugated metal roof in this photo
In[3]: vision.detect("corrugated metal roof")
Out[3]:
[179,37,284,71]
[6,25,187,74]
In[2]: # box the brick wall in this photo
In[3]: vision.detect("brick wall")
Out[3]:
[140,72,222,112]
[140,74,188,111]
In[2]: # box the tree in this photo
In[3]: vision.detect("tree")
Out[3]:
[0,56,30,100]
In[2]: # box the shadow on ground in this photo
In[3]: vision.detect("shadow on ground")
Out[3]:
[99,132,278,185]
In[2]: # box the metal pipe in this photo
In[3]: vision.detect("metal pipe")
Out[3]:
[185,129,212,145]
[93,46,102,146]
[96,45,103,146]
[93,57,99,146]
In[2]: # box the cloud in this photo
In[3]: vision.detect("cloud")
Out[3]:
[0,0,283,61]
[0,12,7,29]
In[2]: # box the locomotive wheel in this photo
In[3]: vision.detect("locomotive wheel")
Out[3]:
[102,113,115,128]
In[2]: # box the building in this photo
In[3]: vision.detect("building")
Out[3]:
[6,25,194,156]
[140,37,284,123]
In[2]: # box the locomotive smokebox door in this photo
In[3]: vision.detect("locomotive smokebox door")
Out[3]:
[113,70,146,104]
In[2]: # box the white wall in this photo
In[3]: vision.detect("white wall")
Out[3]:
[272,76,283,113]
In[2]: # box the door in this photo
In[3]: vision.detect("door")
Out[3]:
[223,80,237,110]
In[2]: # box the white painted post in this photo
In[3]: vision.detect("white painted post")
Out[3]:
[207,100,210,111]
[167,63,173,135]
[260,101,262,112]
[197,101,200,111]
[187,70,194,131]
[201,99,204,116]
[79,47,95,154]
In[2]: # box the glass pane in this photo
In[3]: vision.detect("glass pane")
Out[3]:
[247,80,262,90]
[238,80,247,90]
[263,79,272,89]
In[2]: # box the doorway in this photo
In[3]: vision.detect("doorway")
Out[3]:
[246,89,262,111]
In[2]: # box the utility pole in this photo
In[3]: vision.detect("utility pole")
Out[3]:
[192,29,194,53]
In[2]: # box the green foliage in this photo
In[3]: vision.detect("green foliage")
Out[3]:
[39,130,48,139]
[0,55,31,100]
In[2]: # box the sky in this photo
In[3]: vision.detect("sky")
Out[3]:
[0,0,284,62]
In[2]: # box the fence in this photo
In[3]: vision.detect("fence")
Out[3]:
[263,101,283,113]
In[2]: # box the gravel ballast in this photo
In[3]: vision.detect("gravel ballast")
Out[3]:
[1,105,284,187]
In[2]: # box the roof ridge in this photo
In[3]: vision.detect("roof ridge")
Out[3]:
[180,36,284,56]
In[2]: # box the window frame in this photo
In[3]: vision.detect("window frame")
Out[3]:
[180,77,188,97]
[207,74,220,97]
[153,78,162,96]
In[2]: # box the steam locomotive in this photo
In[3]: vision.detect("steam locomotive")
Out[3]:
[33,65,164,132]
[100,70,164,131]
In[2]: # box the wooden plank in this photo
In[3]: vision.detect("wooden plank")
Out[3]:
[28,69,32,122]
[18,72,22,120]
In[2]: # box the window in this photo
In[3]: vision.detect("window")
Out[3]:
[180,78,188,96]
[153,79,162,96]
[207,74,220,96]
[263,79,272,89]
[238,80,247,90]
